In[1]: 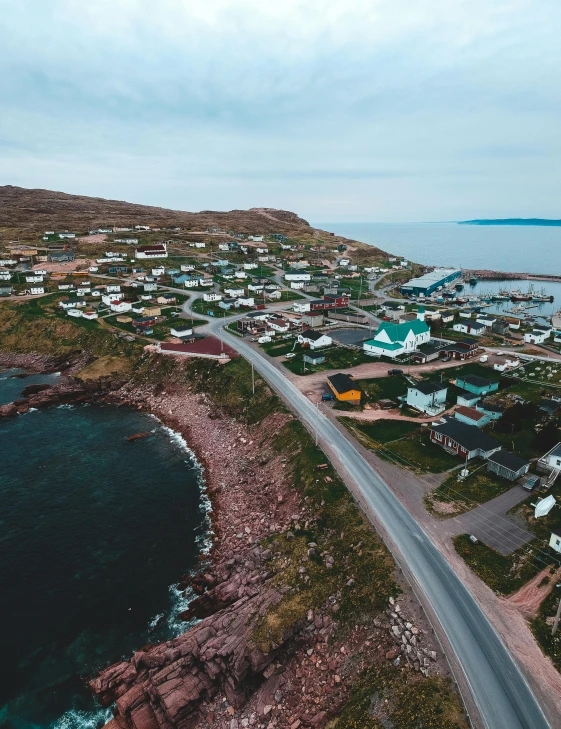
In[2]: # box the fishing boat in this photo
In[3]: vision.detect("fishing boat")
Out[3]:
[469,276,478,285]
[455,282,464,291]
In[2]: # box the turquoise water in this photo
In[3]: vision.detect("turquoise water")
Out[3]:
[314,222,561,275]
[0,369,64,406]
[0,380,208,729]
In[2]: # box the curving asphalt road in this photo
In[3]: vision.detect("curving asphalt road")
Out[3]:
[203,315,550,729]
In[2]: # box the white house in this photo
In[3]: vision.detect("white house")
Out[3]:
[135,244,168,259]
[234,270,247,279]
[538,443,561,475]
[102,293,124,305]
[248,283,264,293]
[29,285,45,295]
[256,247,268,254]
[243,263,258,270]
[58,232,76,239]
[524,329,551,344]
[194,242,206,249]
[110,300,133,313]
[26,275,44,283]
[549,532,561,554]
[224,287,245,297]
[89,266,99,273]
[265,289,281,300]
[406,382,447,415]
[77,287,91,296]
[170,326,193,338]
[82,310,99,320]
[143,283,158,292]
[294,302,311,313]
[453,321,487,336]
[203,292,222,302]
[106,284,121,293]
[181,264,195,272]
[58,284,74,291]
[249,235,264,242]
[363,309,430,358]
[298,329,333,350]
[268,318,291,332]
[218,243,230,251]
[284,272,311,282]
[236,296,255,307]
[0,270,12,280]
[59,298,86,309]
[152,266,165,276]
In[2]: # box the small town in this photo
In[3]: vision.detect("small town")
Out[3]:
[2,225,561,584]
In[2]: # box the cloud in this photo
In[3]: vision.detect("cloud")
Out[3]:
[0,0,560,220]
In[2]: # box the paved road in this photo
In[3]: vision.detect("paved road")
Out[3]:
[203,315,549,729]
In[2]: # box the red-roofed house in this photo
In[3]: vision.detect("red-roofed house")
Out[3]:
[158,336,238,361]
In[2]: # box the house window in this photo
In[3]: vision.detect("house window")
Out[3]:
[556,539,560,546]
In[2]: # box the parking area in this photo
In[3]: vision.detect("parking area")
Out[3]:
[329,327,369,346]
[450,486,532,555]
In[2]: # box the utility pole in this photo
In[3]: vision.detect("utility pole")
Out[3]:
[251,361,255,395]
[552,595,561,636]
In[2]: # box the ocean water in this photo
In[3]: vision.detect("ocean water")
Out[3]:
[0,369,64,406]
[314,222,561,275]
[0,381,208,729]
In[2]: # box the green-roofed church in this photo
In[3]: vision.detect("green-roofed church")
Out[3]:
[363,306,430,358]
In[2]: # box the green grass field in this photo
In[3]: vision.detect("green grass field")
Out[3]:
[342,419,460,473]
[453,535,544,595]
[426,470,514,517]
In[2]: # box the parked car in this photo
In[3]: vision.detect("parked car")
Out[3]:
[322,393,335,401]
[479,355,488,363]
[285,352,296,358]
[441,357,451,362]
[388,368,404,375]
[523,475,540,492]
[495,351,504,356]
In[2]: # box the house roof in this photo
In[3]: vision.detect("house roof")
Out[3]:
[412,381,446,395]
[540,399,561,414]
[487,449,529,472]
[159,336,238,358]
[376,319,430,339]
[477,401,504,413]
[457,338,478,347]
[543,443,561,459]
[430,417,500,452]
[301,329,326,341]
[455,406,486,422]
[469,321,487,330]
[327,373,358,395]
[458,374,494,388]
[366,340,402,351]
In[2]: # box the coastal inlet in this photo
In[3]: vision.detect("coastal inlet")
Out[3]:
[0,378,208,729]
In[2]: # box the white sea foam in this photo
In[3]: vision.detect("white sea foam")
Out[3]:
[142,417,215,637]
[53,706,113,729]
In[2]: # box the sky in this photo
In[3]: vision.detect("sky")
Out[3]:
[1,0,560,221]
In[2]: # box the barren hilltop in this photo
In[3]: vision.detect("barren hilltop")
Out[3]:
[0,185,389,259]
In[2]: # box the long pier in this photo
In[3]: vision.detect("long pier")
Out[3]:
[462,269,561,283]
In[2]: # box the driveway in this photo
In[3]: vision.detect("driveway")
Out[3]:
[449,486,532,555]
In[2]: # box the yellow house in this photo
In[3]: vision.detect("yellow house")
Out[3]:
[327,373,361,405]
[143,306,162,316]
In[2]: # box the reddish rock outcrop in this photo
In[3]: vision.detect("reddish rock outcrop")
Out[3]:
[90,547,291,729]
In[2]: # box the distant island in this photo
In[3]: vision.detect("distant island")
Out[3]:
[459,218,561,226]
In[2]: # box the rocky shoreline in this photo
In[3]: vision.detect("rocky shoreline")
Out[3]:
[0,357,461,729]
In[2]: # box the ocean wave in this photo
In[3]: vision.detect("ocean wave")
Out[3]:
[143,416,215,636]
[52,706,113,729]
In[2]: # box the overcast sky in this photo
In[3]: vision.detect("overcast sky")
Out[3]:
[1,0,559,221]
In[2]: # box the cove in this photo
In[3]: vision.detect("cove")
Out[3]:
[0,393,208,729]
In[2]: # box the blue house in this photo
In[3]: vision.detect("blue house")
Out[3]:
[172,274,191,285]
[476,401,504,420]
[456,374,499,396]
